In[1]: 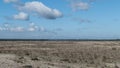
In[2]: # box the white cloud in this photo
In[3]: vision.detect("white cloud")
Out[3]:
[67,0,96,11]
[71,2,89,11]
[0,22,47,32]
[28,27,36,32]
[19,1,63,19]
[0,24,10,31]
[27,22,46,32]
[0,25,24,32]
[0,27,2,31]
[28,26,45,32]
[3,0,18,3]
[13,12,29,21]
[28,22,39,32]
[29,22,35,27]
[0,22,46,32]
[39,27,45,31]
[10,27,24,32]
[4,23,10,27]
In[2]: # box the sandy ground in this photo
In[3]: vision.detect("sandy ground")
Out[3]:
[0,54,80,68]
[0,54,19,68]
[0,41,120,68]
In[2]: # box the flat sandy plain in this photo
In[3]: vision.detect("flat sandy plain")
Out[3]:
[0,41,120,68]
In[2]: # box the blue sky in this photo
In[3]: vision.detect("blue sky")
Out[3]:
[0,0,120,39]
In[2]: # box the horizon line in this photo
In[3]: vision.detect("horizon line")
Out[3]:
[0,39,120,41]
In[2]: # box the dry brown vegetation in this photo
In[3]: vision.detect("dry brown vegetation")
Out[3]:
[0,41,120,68]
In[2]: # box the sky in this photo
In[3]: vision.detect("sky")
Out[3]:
[0,0,120,39]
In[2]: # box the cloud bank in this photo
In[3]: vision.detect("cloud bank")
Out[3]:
[0,22,46,32]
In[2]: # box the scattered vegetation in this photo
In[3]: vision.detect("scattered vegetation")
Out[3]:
[0,41,120,68]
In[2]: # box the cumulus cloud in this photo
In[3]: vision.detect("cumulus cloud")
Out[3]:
[71,2,89,11]
[28,26,46,32]
[10,26,24,32]
[28,22,39,32]
[13,12,29,21]
[68,0,96,11]
[0,26,23,32]
[3,0,18,3]
[28,27,36,32]
[0,22,57,37]
[29,22,35,27]
[0,22,48,32]
[4,23,10,28]
[0,27,6,31]
[0,27,3,31]
[39,27,45,32]
[19,1,63,19]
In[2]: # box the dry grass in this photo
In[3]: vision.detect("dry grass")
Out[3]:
[0,41,120,68]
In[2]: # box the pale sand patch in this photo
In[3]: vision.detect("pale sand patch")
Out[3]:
[0,54,20,68]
